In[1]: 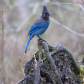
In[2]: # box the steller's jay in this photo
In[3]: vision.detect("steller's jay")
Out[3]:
[25,6,51,53]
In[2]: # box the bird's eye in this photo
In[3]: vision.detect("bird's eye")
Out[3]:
[46,12,48,14]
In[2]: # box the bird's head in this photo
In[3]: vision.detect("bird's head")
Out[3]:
[41,6,51,20]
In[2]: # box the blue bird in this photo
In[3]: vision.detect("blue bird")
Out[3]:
[25,6,51,53]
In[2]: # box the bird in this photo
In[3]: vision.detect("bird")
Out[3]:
[25,6,51,53]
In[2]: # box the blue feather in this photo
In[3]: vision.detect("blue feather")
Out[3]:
[28,23,44,35]
[25,34,34,53]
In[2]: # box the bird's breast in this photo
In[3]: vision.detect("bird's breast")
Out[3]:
[38,21,49,35]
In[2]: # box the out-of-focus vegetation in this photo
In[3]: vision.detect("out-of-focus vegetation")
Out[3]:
[0,0,84,83]
[79,65,84,83]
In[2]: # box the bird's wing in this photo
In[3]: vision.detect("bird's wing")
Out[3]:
[28,23,44,35]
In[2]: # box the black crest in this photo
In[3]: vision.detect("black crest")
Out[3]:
[41,6,51,20]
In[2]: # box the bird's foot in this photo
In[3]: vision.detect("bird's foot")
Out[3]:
[37,36,46,42]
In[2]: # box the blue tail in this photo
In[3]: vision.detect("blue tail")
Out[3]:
[25,35,33,53]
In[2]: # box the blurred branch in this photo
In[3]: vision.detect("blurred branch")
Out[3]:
[16,3,39,32]
[16,12,34,32]
[49,0,84,36]
[79,4,84,11]
[49,1,84,16]
[15,39,25,76]
[50,17,84,37]
[0,9,6,84]
[3,0,14,10]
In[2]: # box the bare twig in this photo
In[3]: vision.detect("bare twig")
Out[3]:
[37,39,43,61]
[15,39,25,76]
[0,8,6,84]
[50,18,84,37]
[33,56,41,84]
[49,0,84,37]
[49,1,83,16]
[38,39,62,84]
[17,75,30,84]
[79,4,84,11]
[49,0,84,13]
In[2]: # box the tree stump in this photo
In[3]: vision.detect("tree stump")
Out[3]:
[18,39,81,84]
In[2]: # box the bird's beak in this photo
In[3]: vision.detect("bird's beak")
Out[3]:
[49,13,51,16]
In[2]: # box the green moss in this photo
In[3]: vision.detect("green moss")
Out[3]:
[72,73,75,78]
[52,47,56,51]
[78,65,84,82]
[66,49,68,52]
[43,57,46,61]
[43,52,46,57]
